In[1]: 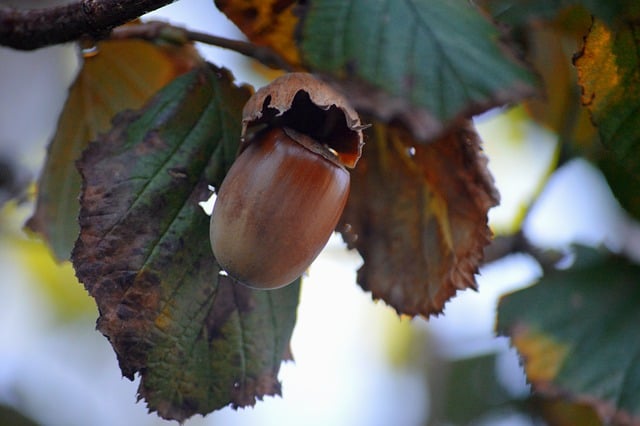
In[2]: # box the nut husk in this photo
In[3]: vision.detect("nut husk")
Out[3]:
[241,73,365,168]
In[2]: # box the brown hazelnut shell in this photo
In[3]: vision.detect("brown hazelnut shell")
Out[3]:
[210,126,350,289]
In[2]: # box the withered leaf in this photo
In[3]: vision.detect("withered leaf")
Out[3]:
[72,64,300,422]
[26,37,200,260]
[214,0,301,67]
[340,121,499,316]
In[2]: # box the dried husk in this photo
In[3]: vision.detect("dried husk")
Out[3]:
[241,73,364,168]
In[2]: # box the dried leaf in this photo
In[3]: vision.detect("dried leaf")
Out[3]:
[72,64,300,422]
[340,121,499,316]
[214,0,301,66]
[240,72,364,167]
[26,38,200,260]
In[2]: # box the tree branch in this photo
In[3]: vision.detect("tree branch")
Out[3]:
[110,22,294,71]
[0,0,175,50]
[483,230,564,272]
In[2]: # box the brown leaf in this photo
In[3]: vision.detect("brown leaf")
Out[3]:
[214,0,301,67]
[340,121,499,316]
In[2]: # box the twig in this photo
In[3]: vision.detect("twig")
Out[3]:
[0,0,175,50]
[110,21,294,71]
[483,230,564,272]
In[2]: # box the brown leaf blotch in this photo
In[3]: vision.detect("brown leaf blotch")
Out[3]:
[205,276,255,341]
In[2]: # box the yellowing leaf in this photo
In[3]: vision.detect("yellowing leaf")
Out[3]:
[575,22,622,116]
[574,18,640,159]
[511,327,570,383]
[26,38,201,260]
[1,201,94,321]
[539,398,603,426]
[12,235,95,321]
[340,121,499,316]
[214,0,301,66]
[575,19,640,220]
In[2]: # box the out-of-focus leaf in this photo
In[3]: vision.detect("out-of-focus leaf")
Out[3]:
[575,20,640,160]
[0,156,28,208]
[538,398,602,426]
[71,64,300,422]
[480,0,640,26]
[2,201,94,321]
[575,20,640,220]
[439,354,517,425]
[598,152,640,219]
[11,234,95,321]
[475,106,558,235]
[521,15,598,154]
[26,38,200,260]
[497,246,640,424]
[339,121,499,317]
[298,0,536,141]
[214,0,301,66]
[0,404,38,426]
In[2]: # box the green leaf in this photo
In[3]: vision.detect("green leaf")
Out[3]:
[575,20,640,163]
[26,38,199,260]
[497,246,640,424]
[440,354,516,424]
[71,64,300,422]
[298,0,536,140]
[598,152,640,219]
[480,0,640,26]
[574,20,640,220]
